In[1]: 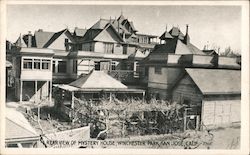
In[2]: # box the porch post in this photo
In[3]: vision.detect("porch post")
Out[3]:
[35,80,37,103]
[49,80,52,104]
[20,80,23,103]
[71,91,75,109]
[142,91,145,103]
[109,92,112,103]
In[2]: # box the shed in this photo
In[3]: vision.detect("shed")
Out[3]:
[5,108,39,148]
[172,68,241,129]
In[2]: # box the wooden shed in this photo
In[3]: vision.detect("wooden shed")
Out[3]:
[172,68,241,130]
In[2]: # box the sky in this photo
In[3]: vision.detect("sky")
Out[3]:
[6,5,242,52]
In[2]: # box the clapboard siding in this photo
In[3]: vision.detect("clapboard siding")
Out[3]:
[172,75,203,105]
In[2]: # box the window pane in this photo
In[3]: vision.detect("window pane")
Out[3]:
[42,60,50,70]
[34,59,40,69]
[23,59,32,69]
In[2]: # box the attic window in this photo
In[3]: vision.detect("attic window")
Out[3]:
[155,66,162,74]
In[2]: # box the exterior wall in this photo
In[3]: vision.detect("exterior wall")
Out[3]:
[123,45,136,55]
[82,42,95,51]
[77,59,95,76]
[172,75,203,105]
[20,56,52,81]
[148,66,184,99]
[202,97,241,129]
[52,58,71,81]
[113,43,123,55]
[47,33,71,50]
[94,42,104,53]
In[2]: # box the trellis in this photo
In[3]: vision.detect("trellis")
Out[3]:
[70,97,186,138]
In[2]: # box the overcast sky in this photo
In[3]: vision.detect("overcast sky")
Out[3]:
[7,5,241,52]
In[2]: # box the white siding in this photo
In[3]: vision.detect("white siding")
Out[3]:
[202,99,241,128]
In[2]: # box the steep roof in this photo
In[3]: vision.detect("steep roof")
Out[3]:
[74,27,88,37]
[159,31,173,40]
[91,19,113,29]
[82,23,124,43]
[34,31,55,48]
[69,70,127,89]
[185,68,241,95]
[152,39,205,55]
[169,27,185,40]
[5,108,39,141]
[129,49,147,59]
[43,29,68,48]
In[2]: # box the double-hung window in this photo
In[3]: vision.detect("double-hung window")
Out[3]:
[23,59,33,69]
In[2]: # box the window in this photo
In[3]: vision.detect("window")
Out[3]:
[52,61,56,73]
[111,61,116,70]
[58,61,67,73]
[23,59,32,69]
[42,60,50,70]
[94,61,100,71]
[33,59,41,69]
[104,43,114,54]
[155,66,162,74]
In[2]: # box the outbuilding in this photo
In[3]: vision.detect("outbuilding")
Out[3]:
[172,68,241,130]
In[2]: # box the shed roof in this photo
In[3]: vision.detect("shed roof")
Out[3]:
[185,68,241,95]
[70,70,128,89]
[5,108,39,141]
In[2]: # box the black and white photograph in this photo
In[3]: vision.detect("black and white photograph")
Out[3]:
[1,0,249,154]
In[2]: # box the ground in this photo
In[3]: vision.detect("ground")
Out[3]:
[6,101,240,149]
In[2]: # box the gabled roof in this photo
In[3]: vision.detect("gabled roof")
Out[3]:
[43,29,68,48]
[169,27,185,40]
[82,23,124,43]
[152,39,205,55]
[91,19,113,29]
[185,68,241,95]
[34,30,55,48]
[129,49,147,59]
[159,31,173,40]
[74,27,88,37]
[70,70,127,89]
[5,108,39,141]
[15,36,26,47]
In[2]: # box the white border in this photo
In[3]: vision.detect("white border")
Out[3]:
[1,1,249,155]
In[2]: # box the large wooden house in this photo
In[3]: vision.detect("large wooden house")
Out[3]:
[141,25,241,100]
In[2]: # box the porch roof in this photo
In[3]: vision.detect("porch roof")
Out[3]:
[54,84,145,93]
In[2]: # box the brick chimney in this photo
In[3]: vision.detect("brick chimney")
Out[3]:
[27,31,32,47]
[184,24,190,45]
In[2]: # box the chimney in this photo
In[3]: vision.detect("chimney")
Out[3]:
[27,31,32,47]
[165,24,168,32]
[184,24,190,45]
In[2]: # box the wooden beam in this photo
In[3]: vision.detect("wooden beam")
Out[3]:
[49,80,52,105]
[35,80,37,103]
[20,80,23,103]
[71,91,75,109]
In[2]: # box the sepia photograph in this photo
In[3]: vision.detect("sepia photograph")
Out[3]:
[1,0,249,154]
